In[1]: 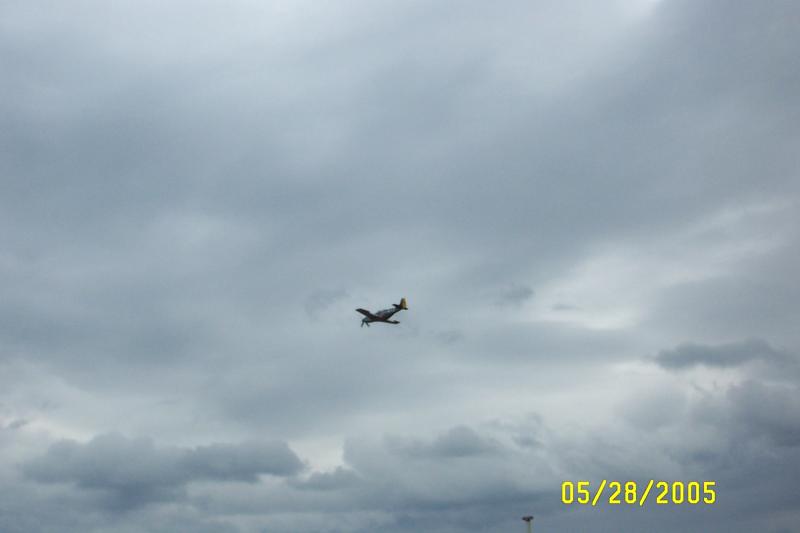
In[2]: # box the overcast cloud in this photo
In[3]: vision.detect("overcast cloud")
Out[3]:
[1,0,799,531]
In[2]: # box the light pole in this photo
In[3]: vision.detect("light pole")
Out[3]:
[522,515,534,533]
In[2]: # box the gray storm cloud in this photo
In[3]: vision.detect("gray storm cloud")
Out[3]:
[1,0,799,531]
[654,338,789,369]
[22,434,304,509]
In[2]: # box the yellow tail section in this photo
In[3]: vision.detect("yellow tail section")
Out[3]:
[399,297,408,310]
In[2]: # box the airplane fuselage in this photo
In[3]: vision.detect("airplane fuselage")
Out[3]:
[372,307,401,321]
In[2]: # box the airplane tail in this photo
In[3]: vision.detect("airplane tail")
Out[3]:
[394,297,408,310]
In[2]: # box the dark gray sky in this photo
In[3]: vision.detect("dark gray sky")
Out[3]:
[2,1,799,531]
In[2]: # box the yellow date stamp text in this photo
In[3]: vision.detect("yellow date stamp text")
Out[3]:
[561,480,716,506]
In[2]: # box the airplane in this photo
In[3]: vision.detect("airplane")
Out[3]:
[356,298,408,327]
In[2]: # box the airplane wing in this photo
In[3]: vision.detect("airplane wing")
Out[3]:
[355,308,380,320]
